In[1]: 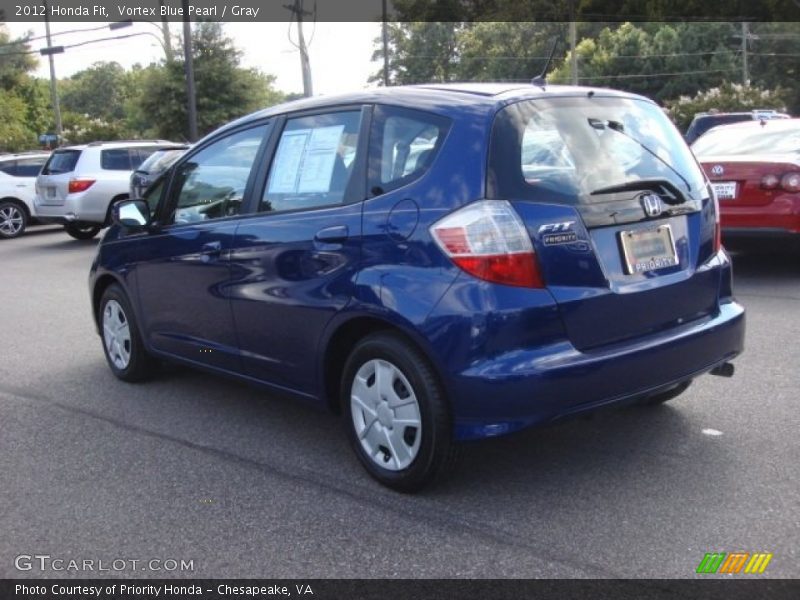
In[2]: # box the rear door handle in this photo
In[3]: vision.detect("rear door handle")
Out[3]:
[314,225,349,243]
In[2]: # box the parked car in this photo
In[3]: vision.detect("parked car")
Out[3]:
[692,118,800,242]
[91,84,745,491]
[684,109,790,145]
[0,152,50,239]
[130,145,189,200]
[34,140,177,239]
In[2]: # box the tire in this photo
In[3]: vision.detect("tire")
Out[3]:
[341,332,461,492]
[0,200,27,239]
[98,284,157,382]
[65,223,102,240]
[641,380,692,406]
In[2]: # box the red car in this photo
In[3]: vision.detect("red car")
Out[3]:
[691,118,800,241]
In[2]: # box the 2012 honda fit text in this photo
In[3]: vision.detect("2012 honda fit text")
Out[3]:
[90,84,745,491]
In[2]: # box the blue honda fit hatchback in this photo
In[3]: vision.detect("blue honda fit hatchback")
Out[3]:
[91,83,745,491]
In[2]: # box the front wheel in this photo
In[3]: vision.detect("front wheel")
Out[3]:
[99,284,156,382]
[0,201,27,239]
[65,223,102,240]
[342,332,460,492]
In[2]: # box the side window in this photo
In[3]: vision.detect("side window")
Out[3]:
[101,149,134,170]
[370,106,450,194]
[15,158,47,177]
[0,160,16,176]
[261,111,362,213]
[144,179,166,214]
[168,124,268,225]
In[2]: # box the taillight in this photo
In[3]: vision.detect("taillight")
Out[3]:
[430,200,544,288]
[68,178,95,194]
[760,174,779,190]
[781,172,800,193]
[712,190,722,253]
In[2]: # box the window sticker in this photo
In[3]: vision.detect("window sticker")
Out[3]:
[297,125,345,193]
[267,129,311,193]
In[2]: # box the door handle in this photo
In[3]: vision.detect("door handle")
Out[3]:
[201,241,222,255]
[314,225,349,243]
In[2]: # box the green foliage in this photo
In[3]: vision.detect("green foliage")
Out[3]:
[61,62,135,122]
[138,22,286,140]
[664,82,789,131]
[371,22,462,85]
[0,89,37,151]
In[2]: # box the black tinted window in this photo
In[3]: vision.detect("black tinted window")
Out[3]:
[43,150,81,174]
[15,157,47,177]
[0,160,15,176]
[101,149,134,170]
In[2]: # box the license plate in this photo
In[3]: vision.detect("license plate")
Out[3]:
[711,181,737,200]
[46,187,57,198]
[619,225,678,275]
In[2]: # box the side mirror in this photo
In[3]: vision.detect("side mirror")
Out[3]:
[112,199,151,229]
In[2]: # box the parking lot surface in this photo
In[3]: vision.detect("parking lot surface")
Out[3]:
[1,226,798,578]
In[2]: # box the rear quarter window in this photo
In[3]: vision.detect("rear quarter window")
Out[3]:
[42,150,81,174]
[101,149,135,170]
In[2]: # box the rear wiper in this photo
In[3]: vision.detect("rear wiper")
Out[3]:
[590,178,684,202]
[589,118,692,193]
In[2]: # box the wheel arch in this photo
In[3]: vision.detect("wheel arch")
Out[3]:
[0,197,30,219]
[92,272,127,328]
[319,312,451,416]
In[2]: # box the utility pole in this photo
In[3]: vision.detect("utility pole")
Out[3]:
[741,21,750,86]
[181,0,198,141]
[569,21,578,85]
[284,0,314,97]
[42,0,63,138]
[159,1,174,63]
[382,0,389,86]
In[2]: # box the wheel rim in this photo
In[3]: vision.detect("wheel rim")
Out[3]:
[102,300,132,370]
[350,358,422,471]
[0,205,24,236]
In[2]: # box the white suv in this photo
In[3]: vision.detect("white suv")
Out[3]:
[0,152,51,239]
[35,140,176,239]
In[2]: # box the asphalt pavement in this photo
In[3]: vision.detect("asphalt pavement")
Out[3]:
[1,226,798,578]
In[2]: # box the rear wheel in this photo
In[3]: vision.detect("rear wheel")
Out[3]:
[0,200,27,239]
[342,332,460,492]
[642,380,692,406]
[99,284,156,382]
[65,223,102,240]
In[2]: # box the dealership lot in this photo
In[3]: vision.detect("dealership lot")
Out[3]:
[1,226,798,578]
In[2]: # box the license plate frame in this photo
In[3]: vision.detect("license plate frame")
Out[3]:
[619,224,679,275]
[46,187,57,198]
[711,181,737,200]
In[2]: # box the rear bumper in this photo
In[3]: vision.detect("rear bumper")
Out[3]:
[720,196,800,237]
[34,194,106,224]
[448,300,745,440]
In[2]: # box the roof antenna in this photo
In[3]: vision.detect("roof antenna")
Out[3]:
[531,37,560,89]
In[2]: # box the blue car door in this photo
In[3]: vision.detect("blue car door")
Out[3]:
[228,108,369,396]
[134,122,272,372]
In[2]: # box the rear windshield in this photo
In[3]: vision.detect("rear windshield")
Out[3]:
[136,148,187,174]
[488,96,707,204]
[42,150,81,175]
[691,124,800,156]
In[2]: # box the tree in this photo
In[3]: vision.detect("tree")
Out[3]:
[137,23,285,140]
[61,62,135,122]
[664,82,789,131]
[370,22,462,86]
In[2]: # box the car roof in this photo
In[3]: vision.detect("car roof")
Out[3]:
[703,117,800,135]
[55,140,176,151]
[0,151,50,160]
[214,83,648,138]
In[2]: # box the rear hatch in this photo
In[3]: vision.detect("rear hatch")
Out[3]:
[698,156,798,207]
[488,95,719,350]
[36,149,82,205]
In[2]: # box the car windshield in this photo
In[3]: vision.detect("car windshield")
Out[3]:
[691,124,800,156]
[489,96,706,204]
[137,148,187,174]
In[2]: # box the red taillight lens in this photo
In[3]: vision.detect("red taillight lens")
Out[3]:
[712,190,722,253]
[760,174,780,190]
[68,178,95,194]
[781,172,800,193]
[430,200,544,288]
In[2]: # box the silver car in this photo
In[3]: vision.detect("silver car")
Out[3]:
[34,140,176,239]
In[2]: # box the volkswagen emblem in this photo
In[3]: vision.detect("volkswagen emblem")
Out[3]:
[640,193,663,218]
[711,164,724,176]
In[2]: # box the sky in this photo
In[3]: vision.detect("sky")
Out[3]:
[5,21,382,96]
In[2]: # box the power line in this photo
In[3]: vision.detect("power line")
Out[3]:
[577,67,740,81]
[0,31,162,57]
[0,23,116,49]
